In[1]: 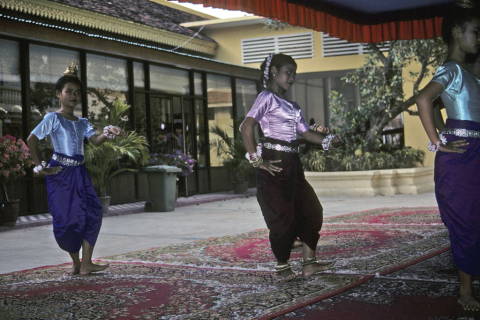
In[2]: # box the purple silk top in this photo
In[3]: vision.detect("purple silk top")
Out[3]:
[245,90,309,143]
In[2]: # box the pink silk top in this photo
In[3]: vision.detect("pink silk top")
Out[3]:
[245,90,309,143]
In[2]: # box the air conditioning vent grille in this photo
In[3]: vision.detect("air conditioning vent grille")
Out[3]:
[321,33,390,57]
[241,32,314,64]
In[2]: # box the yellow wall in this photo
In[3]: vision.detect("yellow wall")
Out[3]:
[204,21,436,167]
[202,24,365,73]
[403,63,436,167]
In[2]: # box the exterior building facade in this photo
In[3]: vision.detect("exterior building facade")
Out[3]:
[0,0,436,216]
[182,15,436,166]
[0,0,260,215]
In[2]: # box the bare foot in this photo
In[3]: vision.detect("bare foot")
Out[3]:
[275,267,300,282]
[80,262,109,275]
[458,293,480,311]
[277,267,295,279]
[302,260,335,277]
[292,239,303,249]
[70,263,80,276]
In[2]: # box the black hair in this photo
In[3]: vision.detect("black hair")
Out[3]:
[441,7,480,46]
[260,53,297,87]
[173,123,183,131]
[466,51,479,64]
[55,75,84,94]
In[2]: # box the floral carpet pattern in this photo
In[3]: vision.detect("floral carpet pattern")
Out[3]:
[103,207,450,275]
[274,251,480,320]
[0,262,368,320]
[325,207,444,226]
[0,207,452,319]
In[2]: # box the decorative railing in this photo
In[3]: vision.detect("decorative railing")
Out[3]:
[0,86,22,106]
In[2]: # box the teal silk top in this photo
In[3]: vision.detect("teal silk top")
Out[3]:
[31,112,97,156]
[431,61,480,122]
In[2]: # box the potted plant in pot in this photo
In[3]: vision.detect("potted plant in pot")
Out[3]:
[84,100,150,213]
[210,125,254,194]
[0,135,32,227]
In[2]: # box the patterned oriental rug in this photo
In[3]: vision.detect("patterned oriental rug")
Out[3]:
[0,207,451,320]
[273,251,480,320]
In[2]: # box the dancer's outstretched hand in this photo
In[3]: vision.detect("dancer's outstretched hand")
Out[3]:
[310,124,331,135]
[260,159,282,176]
[34,166,62,177]
[109,126,128,138]
[332,134,345,148]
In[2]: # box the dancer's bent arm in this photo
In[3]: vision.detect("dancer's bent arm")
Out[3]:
[26,134,62,176]
[240,117,281,176]
[416,82,468,153]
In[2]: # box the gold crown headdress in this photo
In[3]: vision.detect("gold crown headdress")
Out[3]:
[455,0,475,8]
[63,61,79,77]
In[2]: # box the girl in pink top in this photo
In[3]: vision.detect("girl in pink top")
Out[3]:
[240,53,343,281]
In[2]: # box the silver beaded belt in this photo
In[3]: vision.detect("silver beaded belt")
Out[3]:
[52,154,85,166]
[441,128,480,139]
[264,142,300,153]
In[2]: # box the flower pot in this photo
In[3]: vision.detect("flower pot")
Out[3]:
[0,199,20,227]
[233,181,249,194]
[98,196,111,214]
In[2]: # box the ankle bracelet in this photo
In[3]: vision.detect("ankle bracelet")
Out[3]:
[301,257,319,266]
[274,264,291,272]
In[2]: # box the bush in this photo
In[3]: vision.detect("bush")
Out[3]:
[209,125,254,183]
[300,148,425,172]
[148,150,195,177]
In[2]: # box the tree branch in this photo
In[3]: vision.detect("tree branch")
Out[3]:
[368,43,388,67]
[392,95,418,116]
[89,88,114,110]
[413,60,428,95]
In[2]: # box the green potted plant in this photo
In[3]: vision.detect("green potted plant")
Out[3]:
[0,135,32,226]
[84,100,150,213]
[210,125,254,194]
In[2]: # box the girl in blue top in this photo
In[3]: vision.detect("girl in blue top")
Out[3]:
[27,63,126,275]
[416,8,480,311]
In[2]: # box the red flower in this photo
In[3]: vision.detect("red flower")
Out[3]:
[0,135,32,189]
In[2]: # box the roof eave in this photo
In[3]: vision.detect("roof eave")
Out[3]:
[1,0,217,55]
[181,15,266,30]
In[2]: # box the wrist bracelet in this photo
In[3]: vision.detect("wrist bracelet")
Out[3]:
[322,134,336,151]
[245,143,263,161]
[33,161,47,173]
[428,133,447,152]
[103,125,115,139]
[249,156,264,168]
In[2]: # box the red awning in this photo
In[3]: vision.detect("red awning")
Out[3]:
[173,0,455,43]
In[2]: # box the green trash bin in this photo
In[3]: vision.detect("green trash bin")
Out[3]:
[144,165,182,212]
